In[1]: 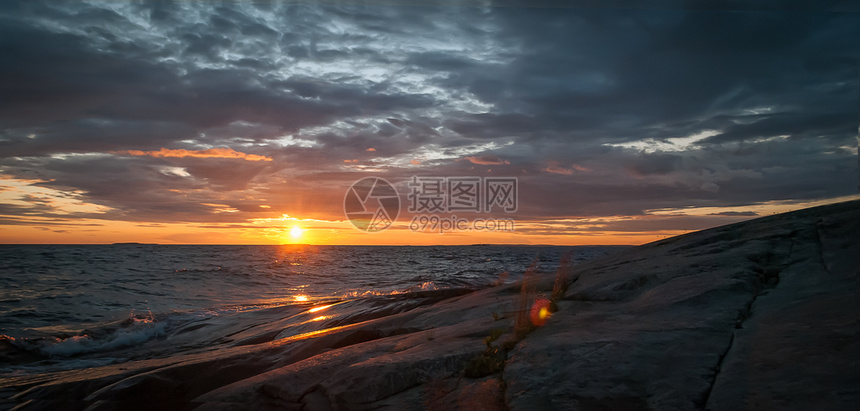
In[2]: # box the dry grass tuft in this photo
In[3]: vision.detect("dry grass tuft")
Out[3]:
[513,257,540,340]
[550,252,574,308]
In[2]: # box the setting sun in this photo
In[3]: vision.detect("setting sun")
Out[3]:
[0,1,857,408]
[290,225,304,240]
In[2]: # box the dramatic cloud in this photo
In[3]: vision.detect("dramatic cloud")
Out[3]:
[0,0,857,244]
[114,148,273,161]
[465,155,510,165]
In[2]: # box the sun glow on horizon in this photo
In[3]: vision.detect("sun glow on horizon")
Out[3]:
[290,225,304,241]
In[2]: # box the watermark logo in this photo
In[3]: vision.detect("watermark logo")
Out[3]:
[344,177,400,232]
[344,176,517,233]
[407,176,518,213]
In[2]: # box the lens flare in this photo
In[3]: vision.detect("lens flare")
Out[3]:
[530,297,552,327]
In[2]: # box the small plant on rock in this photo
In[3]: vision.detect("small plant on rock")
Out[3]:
[464,328,506,378]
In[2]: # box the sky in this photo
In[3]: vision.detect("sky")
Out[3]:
[0,0,857,245]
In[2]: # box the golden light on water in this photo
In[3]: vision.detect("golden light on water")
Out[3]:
[308,304,333,313]
[294,294,309,302]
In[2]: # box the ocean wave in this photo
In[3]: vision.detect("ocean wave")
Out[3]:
[2,312,167,359]
[0,245,626,374]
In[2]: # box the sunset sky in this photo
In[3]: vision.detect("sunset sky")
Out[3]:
[1,0,857,245]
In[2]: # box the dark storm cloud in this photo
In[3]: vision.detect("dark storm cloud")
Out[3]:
[0,119,197,158]
[0,0,856,228]
[448,5,855,211]
[703,112,856,144]
[463,6,856,142]
[628,154,684,177]
[0,153,278,223]
[0,16,180,128]
[709,211,757,216]
[512,214,757,236]
[0,1,435,155]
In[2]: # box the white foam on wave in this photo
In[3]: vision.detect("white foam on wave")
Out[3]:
[404,281,438,292]
[340,281,440,299]
[36,316,167,357]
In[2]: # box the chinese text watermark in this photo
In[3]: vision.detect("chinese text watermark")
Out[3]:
[344,176,517,233]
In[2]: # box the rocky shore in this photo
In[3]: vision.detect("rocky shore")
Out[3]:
[2,200,857,410]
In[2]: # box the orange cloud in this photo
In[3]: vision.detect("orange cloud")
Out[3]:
[544,162,590,175]
[114,147,272,161]
[544,165,573,175]
[465,155,509,165]
[366,147,376,152]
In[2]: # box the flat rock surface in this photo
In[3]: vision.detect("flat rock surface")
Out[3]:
[2,200,857,410]
[504,200,858,410]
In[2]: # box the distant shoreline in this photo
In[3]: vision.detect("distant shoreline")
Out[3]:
[0,243,632,247]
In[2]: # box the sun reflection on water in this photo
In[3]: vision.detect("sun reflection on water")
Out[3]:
[308,304,333,313]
